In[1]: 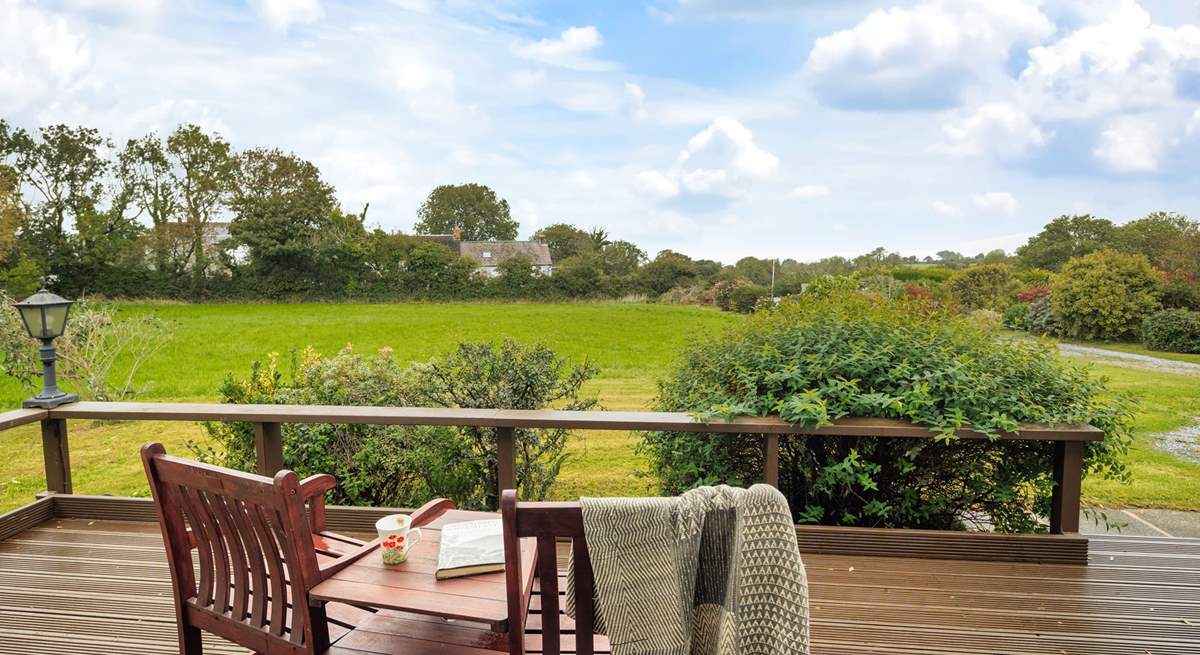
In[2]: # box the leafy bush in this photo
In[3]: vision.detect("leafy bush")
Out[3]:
[1014,268,1054,288]
[1003,302,1029,329]
[891,266,954,283]
[1160,275,1200,311]
[728,283,769,313]
[857,274,906,300]
[1052,250,1161,341]
[1142,309,1200,353]
[642,291,1134,533]
[804,275,858,297]
[1017,286,1051,303]
[658,283,710,306]
[1024,295,1058,336]
[709,279,752,311]
[946,264,1016,311]
[196,340,597,510]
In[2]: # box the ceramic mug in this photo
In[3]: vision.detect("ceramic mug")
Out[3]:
[375,514,422,565]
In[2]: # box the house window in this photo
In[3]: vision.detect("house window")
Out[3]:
[483,251,492,258]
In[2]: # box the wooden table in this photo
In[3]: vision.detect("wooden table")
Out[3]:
[311,509,537,632]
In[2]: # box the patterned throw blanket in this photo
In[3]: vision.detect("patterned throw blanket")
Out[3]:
[566,485,810,655]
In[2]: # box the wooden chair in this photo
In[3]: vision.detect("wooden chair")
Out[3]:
[501,489,608,655]
[141,442,452,654]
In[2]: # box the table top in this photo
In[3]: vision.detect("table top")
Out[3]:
[310,509,537,631]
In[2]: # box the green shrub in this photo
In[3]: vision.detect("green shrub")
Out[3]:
[1014,268,1054,288]
[804,275,858,297]
[1160,276,1200,311]
[728,283,769,313]
[891,266,954,283]
[946,264,1017,312]
[1003,302,1029,329]
[709,279,752,311]
[196,339,597,510]
[1052,250,1161,341]
[1142,309,1200,353]
[642,291,1134,533]
[857,274,906,300]
[1024,295,1057,336]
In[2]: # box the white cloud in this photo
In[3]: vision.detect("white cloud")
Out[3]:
[1187,108,1200,138]
[567,170,597,189]
[972,191,1019,215]
[66,0,163,17]
[939,103,1050,158]
[804,0,1053,110]
[635,116,778,204]
[0,1,91,112]
[253,0,324,31]
[931,200,962,217]
[380,47,461,119]
[1093,116,1163,172]
[1016,1,1200,120]
[513,26,612,70]
[791,184,831,199]
[634,170,680,198]
[624,82,648,120]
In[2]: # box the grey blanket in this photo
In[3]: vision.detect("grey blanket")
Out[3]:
[566,485,810,655]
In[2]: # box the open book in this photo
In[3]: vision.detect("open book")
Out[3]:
[435,519,506,580]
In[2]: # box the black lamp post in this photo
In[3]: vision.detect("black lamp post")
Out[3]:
[15,284,77,408]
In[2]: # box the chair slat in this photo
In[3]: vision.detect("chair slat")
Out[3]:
[229,497,271,628]
[177,484,216,608]
[536,537,561,655]
[195,489,232,615]
[259,505,291,638]
[210,493,251,620]
[570,537,595,655]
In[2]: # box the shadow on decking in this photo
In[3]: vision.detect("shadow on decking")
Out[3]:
[1,515,1198,654]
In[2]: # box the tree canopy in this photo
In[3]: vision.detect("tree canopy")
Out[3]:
[414,183,518,241]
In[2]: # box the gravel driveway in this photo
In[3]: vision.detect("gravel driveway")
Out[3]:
[1057,343,1200,377]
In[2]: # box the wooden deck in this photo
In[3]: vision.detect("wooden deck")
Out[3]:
[0,518,1196,654]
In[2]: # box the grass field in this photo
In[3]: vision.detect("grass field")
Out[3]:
[1,302,1198,515]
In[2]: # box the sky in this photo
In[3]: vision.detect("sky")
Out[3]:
[3,0,1200,263]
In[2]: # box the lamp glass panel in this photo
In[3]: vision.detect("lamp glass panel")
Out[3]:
[16,305,46,339]
[42,304,69,338]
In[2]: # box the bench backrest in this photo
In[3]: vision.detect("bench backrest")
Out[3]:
[501,489,595,655]
[141,442,328,655]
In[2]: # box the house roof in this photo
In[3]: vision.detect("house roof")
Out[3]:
[457,241,553,267]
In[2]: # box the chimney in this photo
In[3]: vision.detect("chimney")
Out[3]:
[452,226,461,241]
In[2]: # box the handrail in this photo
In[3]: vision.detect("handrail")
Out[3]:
[3,400,1096,535]
[46,401,1104,440]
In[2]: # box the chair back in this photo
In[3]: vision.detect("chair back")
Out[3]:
[141,442,329,655]
[501,489,595,655]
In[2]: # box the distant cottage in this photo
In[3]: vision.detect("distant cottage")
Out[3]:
[421,228,553,277]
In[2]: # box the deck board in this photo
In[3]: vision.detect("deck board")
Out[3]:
[2,518,1198,654]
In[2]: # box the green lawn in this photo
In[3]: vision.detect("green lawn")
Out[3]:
[0,302,737,512]
[1,302,1198,515]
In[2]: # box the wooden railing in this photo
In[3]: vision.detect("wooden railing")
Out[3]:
[0,400,1101,535]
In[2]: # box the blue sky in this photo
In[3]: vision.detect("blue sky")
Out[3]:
[3,0,1200,262]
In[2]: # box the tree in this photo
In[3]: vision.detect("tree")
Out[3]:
[1052,250,1161,341]
[1113,211,1200,274]
[1017,214,1116,271]
[495,254,535,296]
[0,165,22,262]
[638,250,697,295]
[413,183,518,241]
[166,124,237,294]
[599,240,646,277]
[0,122,110,275]
[228,148,340,293]
[117,133,181,277]
[531,223,592,260]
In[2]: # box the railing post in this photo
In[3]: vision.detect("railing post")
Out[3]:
[41,418,72,494]
[763,433,780,487]
[496,426,516,497]
[254,422,284,476]
[1050,440,1082,534]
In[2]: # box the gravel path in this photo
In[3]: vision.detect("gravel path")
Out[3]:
[1057,343,1200,376]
